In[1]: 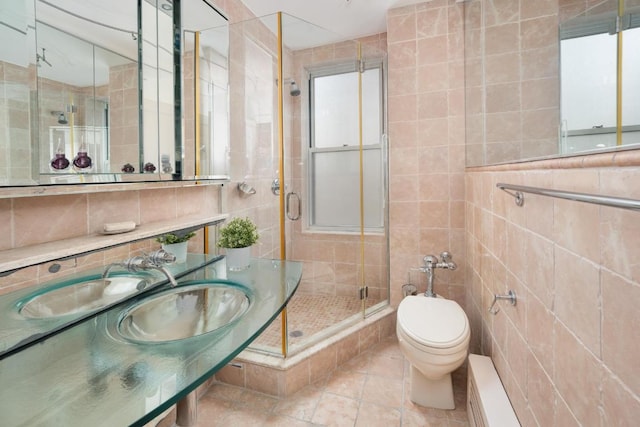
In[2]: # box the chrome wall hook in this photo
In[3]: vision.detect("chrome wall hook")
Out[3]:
[488,290,517,315]
[237,182,256,196]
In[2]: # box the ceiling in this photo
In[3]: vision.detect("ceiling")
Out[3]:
[240,0,430,43]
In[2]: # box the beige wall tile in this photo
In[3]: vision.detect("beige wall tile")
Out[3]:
[602,270,640,396]
[14,194,88,246]
[601,208,640,284]
[484,23,520,55]
[527,353,556,426]
[0,199,12,250]
[521,15,558,50]
[554,247,601,356]
[553,321,603,426]
[602,373,640,426]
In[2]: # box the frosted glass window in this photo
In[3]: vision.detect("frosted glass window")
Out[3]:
[308,62,385,231]
[311,150,383,228]
[312,69,381,148]
[622,27,640,127]
[561,33,617,130]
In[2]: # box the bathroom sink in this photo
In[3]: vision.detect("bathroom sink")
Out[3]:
[116,280,251,343]
[19,274,152,319]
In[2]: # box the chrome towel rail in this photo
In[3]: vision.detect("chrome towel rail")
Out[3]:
[496,183,640,212]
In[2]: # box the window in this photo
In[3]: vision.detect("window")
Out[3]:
[308,61,385,232]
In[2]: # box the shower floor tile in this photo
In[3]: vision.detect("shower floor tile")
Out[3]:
[251,294,379,351]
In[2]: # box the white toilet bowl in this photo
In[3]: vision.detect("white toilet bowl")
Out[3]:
[396,295,470,409]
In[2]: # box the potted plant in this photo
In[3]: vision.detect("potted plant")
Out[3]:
[156,230,196,264]
[217,217,259,271]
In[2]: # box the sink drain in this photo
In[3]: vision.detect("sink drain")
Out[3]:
[289,330,303,338]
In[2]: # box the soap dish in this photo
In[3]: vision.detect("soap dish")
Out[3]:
[102,221,137,235]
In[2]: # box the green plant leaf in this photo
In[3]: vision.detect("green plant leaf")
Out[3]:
[217,217,259,249]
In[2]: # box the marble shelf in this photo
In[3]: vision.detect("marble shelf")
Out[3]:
[0,213,228,276]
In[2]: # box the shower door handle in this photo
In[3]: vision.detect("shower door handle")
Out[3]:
[286,192,301,221]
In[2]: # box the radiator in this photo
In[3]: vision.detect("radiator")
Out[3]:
[467,354,521,427]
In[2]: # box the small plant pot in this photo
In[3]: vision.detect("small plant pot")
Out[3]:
[161,242,188,264]
[225,246,251,271]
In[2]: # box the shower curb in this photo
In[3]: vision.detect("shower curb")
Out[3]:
[213,306,396,397]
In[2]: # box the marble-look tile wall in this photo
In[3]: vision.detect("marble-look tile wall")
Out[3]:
[465,0,560,166]
[224,12,288,261]
[389,0,640,425]
[461,0,640,425]
[0,61,34,183]
[289,34,389,303]
[386,0,467,308]
[0,184,220,295]
[466,163,640,426]
[108,62,139,171]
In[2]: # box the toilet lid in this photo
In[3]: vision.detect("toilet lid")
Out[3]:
[397,296,469,349]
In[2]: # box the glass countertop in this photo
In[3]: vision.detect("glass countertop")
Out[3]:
[0,258,302,426]
[0,254,226,357]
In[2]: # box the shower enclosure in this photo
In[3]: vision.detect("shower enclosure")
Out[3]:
[222,13,389,357]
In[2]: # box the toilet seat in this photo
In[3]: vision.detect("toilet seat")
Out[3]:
[397,296,469,349]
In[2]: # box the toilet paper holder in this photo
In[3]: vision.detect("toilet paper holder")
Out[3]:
[488,290,517,315]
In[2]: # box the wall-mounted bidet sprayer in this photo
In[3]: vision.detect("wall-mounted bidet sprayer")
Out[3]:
[421,251,457,297]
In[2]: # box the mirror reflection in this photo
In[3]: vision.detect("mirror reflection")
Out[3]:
[0,0,229,186]
[182,0,230,179]
[560,2,640,154]
[36,21,137,177]
[464,0,640,167]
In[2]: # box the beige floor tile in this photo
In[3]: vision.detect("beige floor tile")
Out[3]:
[262,414,316,426]
[356,401,402,427]
[194,395,234,427]
[236,388,280,412]
[361,375,404,408]
[311,392,360,426]
[402,408,450,426]
[198,336,469,427]
[272,385,323,421]
[338,352,371,374]
[368,352,405,379]
[324,370,367,399]
[218,408,270,426]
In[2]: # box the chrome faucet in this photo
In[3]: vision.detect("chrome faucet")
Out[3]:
[420,251,457,298]
[102,249,178,288]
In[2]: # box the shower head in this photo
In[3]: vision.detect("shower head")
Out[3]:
[289,80,301,97]
[52,111,67,125]
[36,48,52,67]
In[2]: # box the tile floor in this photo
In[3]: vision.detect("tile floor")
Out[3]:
[195,336,469,426]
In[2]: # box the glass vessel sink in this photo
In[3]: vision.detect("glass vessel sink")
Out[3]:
[19,275,152,319]
[116,280,251,343]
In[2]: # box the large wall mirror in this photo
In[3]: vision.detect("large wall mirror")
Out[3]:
[0,0,229,186]
[464,0,639,167]
[182,0,230,180]
[560,1,640,154]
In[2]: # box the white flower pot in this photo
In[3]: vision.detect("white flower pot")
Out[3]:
[161,242,188,264]
[225,246,251,271]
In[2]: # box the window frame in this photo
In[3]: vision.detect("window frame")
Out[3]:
[306,59,386,233]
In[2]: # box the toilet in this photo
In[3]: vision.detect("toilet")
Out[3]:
[396,295,470,410]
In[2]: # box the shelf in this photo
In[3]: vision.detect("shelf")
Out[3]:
[0,213,228,275]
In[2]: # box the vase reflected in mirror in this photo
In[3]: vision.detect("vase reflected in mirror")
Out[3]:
[50,136,70,171]
[72,136,93,172]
